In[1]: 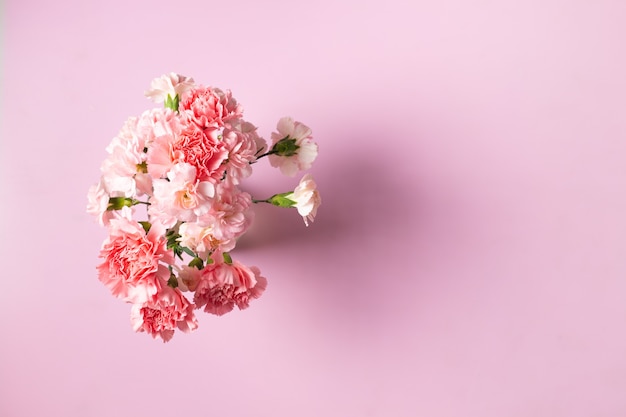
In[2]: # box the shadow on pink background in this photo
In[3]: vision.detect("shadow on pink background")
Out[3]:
[1,1,625,416]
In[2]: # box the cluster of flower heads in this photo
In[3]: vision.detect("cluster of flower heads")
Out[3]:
[87,73,321,342]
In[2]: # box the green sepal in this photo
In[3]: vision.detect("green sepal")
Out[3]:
[164,94,180,111]
[139,221,152,233]
[167,274,179,288]
[271,137,299,157]
[222,252,233,265]
[165,229,184,260]
[107,197,135,211]
[189,257,204,270]
[165,229,181,248]
[269,193,296,208]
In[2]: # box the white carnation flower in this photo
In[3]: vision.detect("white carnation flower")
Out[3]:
[285,174,321,226]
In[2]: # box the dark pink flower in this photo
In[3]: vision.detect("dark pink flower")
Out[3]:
[130,286,198,342]
[179,86,242,129]
[97,219,173,303]
[194,258,267,316]
[173,125,228,182]
[221,121,262,183]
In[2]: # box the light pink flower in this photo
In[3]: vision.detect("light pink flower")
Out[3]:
[144,133,183,181]
[137,108,183,151]
[209,183,254,250]
[179,86,242,129]
[100,117,152,197]
[286,174,321,226]
[87,179,113,225]
[180,183,253,253]
[97,219,173,303]
[194,258,267,316]
[145,73,196,104]
[87,179,134,226]
[138,108,185,181]
[221,121,262,183]
[268,117,318,177]
[176,265,202,292]
[178,222,220,254]
[130,286,198,342]
[149,163,215,227]
[110,115,145,150]
[232,265,267,310]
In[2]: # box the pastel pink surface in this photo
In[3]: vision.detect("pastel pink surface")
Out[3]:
[1,0,625,416]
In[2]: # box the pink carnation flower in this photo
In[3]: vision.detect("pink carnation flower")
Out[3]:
[130,286,198,342]
[145,72,196,104]
[176,265,202,292]
[179,86,242,129]
[87,179,114,226]
[177,222,220,254]
[146,119,228,183]
[194,258,267,316]
[176,125,228,181]
[268,117,318,177]
[100,117,152,197]
[87,179,134,226]
[209,183,254,250]
[136,108,183,151]
[286,174,321,226]
[221,121,263,183]
[179,183,253,253]
[97,219,173,303]
[149,163,215,227]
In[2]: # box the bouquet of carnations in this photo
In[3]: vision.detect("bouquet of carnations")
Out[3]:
[87,73,320,342]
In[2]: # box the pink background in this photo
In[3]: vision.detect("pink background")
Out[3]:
[1,0,625,416]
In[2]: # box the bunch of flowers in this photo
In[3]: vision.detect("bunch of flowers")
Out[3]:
[87,73,321,342]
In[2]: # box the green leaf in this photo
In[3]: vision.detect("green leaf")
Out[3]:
[181,246,196,257]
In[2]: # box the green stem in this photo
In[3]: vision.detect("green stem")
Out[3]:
[254,150,278,160]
